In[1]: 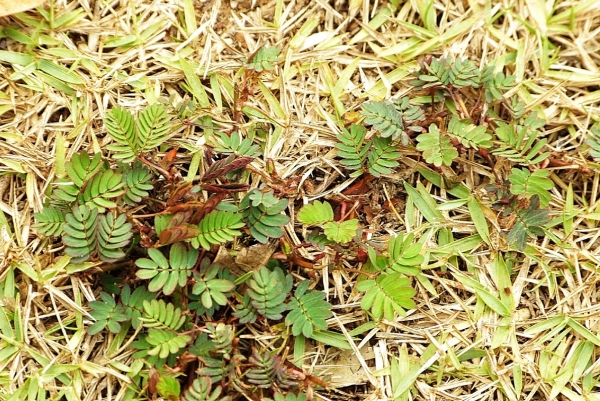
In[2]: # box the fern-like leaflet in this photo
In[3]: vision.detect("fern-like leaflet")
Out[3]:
[104,106,136,160]
[105,103,172,162]
[357,272,416,321]
[323,220,359,244]
[62,204,99,262]
[65,151,104,187]
[52,151,104,204]
[508,168,554,208]
[96,212,133,262]
[182,376,230,401]
[191,210,244,250]
[491,113,550,165]
[480,65,516,102]
[297,200,334,225]
[246,350,296,389]
[369,233,423,276]
[361,101,406,141]
[135,242,198,295]
[207,323,236,357]
[395,96,425,133]
[210,130,261,157]
[335,124,368,177]
[88,292,128,334]
[78,169,125,212]
[416,124,458,167]
[146,328,191,359]
[234,266,291,322]
[120,161,154,205]
[365,137,402,177]
[192,258,235,309]
[241,190,290,244]
[246,46,282,72]
[507,195,551,251]
[411,57,480,89]
[285,280,332,337]
[33,206,66,236]
[233,291,260,324]
[297,200,358,244]
[120,285,155,329]
[447,116,493,150]
[140,299,187,330]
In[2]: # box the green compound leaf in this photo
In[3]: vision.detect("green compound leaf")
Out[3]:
[140,299,187,330]
[156,376,180,401]
[106,104,173,162]
[365,137,401,177]
[33,206,66,236]
[105,106,137,162]
[480,65,516,102]
[336,123,369,176]
[297,200,334,225]
[135,243,198,295]
[323,219,359,244]
[285,280,332,338]
[65,151,104,187]
[447,116,493,150]
[96,212,132,262]
[247,189,281,207]
[233,292,259,324]
[121,161,153,205]
[507,196,551,251]
[191,258,235,310]
[361,100,406,141]
[239,266,292,321]
[246,46,282,72]
[145,328,191,359]
[52,180,80,203]
[77,169,125,212]
[246,350,297,389]
[88,292,128,335]
[211,130,261,157]
[384,233,423,275]
[192,210,244,250]
[120,285,155,330]
[241,190,290,244]
[136,103,172,153]
[411,57,480,89]
[62,204,99,263]
[182,376,229,401]
[509,168,554,208]
[491,114,550,165]
[416,124,459,167]
[357,272,416,321]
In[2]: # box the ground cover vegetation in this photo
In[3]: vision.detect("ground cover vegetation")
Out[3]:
[0,0,600,400]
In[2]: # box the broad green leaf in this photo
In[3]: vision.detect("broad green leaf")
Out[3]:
[323,219,358,243]
[297,200,334,225]
[468,197,490,245]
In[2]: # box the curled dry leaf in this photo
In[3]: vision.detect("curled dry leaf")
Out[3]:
[0,0,45,16]
[213,241,278,276]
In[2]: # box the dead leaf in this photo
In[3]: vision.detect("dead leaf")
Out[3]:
[0,0,46,17]
[235,241,278,272]
[213,242,278,276]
